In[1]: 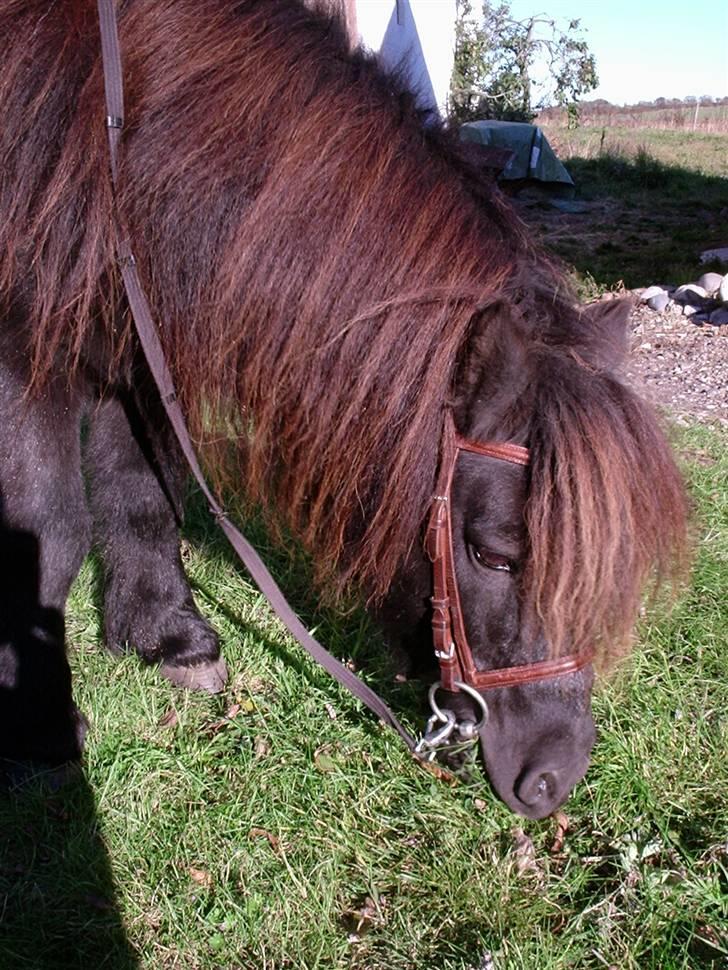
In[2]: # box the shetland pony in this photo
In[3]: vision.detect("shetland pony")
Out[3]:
[0,0,686,817]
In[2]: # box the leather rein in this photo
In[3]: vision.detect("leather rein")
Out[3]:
[95,0,593,763]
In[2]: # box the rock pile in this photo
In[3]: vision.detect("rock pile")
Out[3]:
[638,272,728,326]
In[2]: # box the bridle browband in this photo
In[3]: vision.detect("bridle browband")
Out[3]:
[95,0,593,766]
[425,414,594,696]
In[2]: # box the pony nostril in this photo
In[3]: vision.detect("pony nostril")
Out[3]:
[515,768,558,807]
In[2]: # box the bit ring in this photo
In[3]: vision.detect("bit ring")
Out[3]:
[427,680,489,731]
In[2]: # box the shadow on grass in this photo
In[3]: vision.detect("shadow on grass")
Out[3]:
[0,773,139,970]
[0,526,137,969]
[518,149,728,291]
[181,491,428,734]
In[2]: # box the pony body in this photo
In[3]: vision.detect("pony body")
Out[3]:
[0,0,687,816]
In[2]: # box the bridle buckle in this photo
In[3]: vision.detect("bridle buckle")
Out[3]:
[434,640,455,661]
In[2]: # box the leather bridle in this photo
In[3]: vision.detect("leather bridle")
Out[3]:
[425,413,594,697]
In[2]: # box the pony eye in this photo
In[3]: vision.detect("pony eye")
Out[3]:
[472,547,513,572]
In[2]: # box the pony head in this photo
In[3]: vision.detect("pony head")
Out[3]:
[382,297,687,817]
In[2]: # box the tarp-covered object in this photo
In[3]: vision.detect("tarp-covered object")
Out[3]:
[459,121,574,189]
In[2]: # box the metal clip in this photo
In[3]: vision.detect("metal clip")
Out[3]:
[118,247,136,269]
[415,710,456,761]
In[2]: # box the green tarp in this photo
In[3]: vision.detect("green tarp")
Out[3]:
[459,120,574,188]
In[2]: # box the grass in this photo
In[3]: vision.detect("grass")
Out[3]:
[521,126,728,293]
[1,423,726,970]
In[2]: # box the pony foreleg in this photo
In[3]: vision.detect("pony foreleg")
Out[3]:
[85,392,226,692]
[0,345,90,766]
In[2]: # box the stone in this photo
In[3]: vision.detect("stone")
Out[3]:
[682,304,698,317]
[640,285,667,302]
[697,272,724,294]
[647,292,670,312]
[673,283,708,303]
[720,274,728,304]
[700,247,728,264]
[708,307,728,326]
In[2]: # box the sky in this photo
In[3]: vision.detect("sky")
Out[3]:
[505,0,728,106]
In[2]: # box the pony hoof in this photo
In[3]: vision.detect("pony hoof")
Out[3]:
[159,656,228,694]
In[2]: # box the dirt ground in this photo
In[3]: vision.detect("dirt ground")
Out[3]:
[623,300,727,426]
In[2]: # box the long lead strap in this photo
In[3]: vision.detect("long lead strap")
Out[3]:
[96,0,418,752]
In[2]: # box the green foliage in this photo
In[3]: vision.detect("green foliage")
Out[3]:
[449,1,598,125]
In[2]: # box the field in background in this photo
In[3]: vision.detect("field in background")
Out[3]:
[522,124,728,294]
[542,125,728,179]
[540,102,728,134]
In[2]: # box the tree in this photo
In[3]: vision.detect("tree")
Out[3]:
[449,1,598,126]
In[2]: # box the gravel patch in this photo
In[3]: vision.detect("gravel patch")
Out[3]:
[623,301,727,426]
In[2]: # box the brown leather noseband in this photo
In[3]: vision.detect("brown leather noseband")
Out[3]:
[425,415,594,696]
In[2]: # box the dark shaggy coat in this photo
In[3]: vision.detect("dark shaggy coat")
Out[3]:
[0,0,687,663]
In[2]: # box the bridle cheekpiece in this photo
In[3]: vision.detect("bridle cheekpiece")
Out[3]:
[416,413,594,761]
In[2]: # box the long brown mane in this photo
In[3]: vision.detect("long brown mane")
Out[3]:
[523,310,689,664]
[0,0,687,665]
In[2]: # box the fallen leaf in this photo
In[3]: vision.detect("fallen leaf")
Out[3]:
[315,752,336,773]
[189,867,213,890]
[343,894,387,935]
[242,675,268,695]
[512,827,540,878]
[254,736,271,758]
[248,827,280,851]
[549,810,569,854]
[694,924,727,959]
[414,756,459,785]
[157,708,178,729]
[205,703,242,735]
[314,744,337,773]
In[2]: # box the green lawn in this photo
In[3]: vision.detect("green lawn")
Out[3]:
[1,423,726,970]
